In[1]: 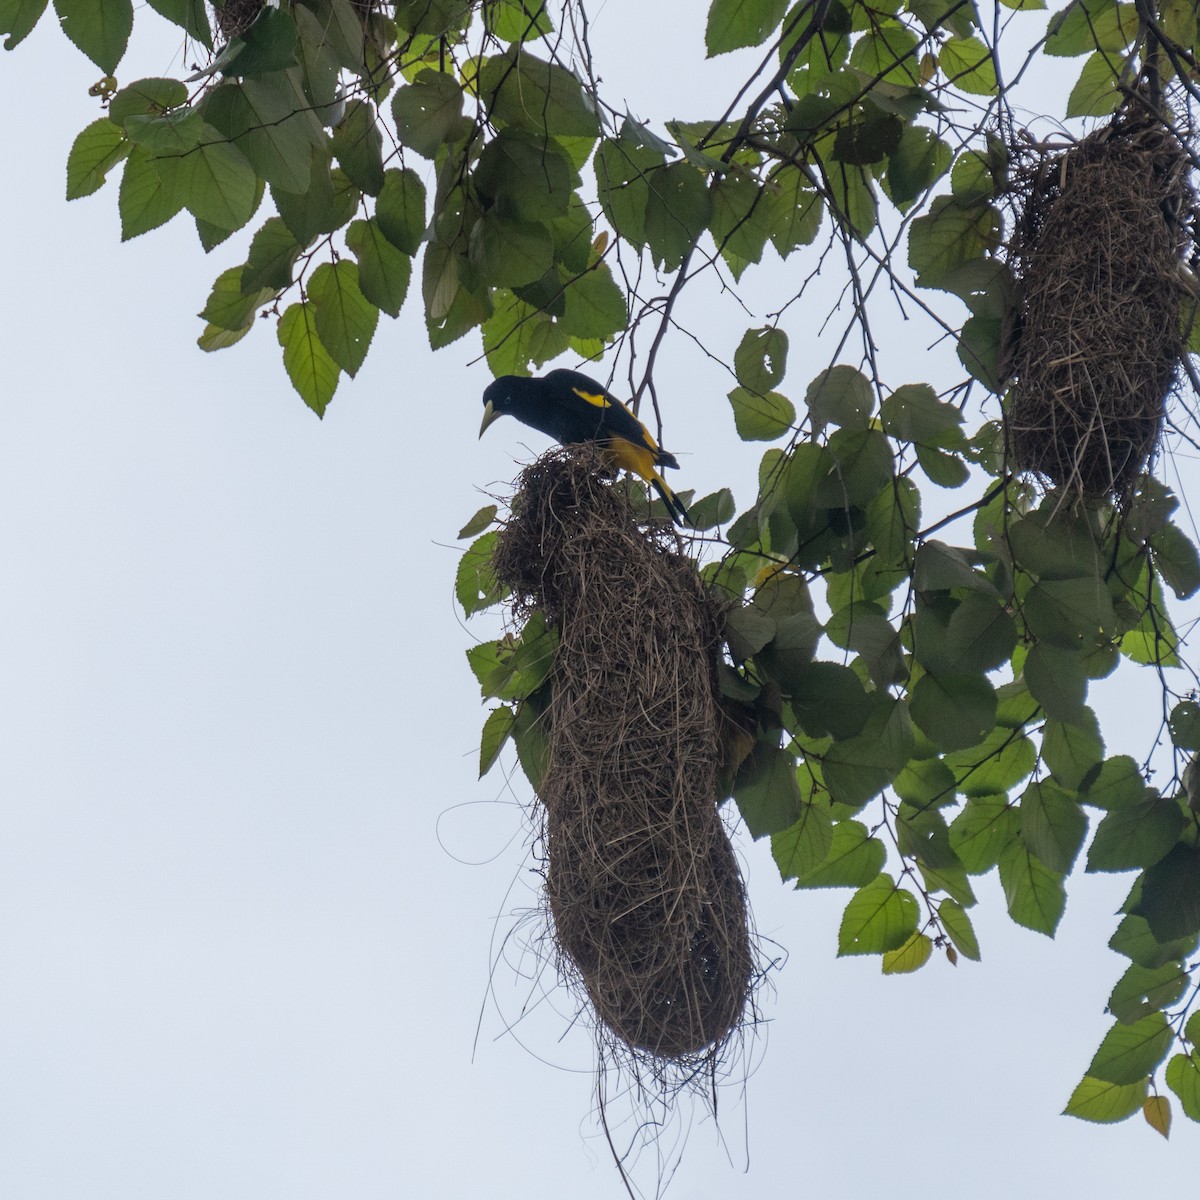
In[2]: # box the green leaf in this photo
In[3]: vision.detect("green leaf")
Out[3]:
[465,618,557,702]
[1135,844,1200,942]
[1043,711,1104,792]
[882,931,933,974]
[242,216,303,293]
[819,428,893,508]
[688,488,737,530]
[1024,642,1088,722]
[66,117,128,200]
[331,99,385,195]
[119,142,185,239]
[480,46,600,138]
[771,802,835,879]
[146,0,210,45]
[1063,1076,1147,1123]
[1024,577,1117,646]
[487,0,553,40]
[107,78,189,126]
[392,69,471,157]
[938,34,997,94]
[735,326,788,392]
[910,673,997,752]
[1019,780,1087,874]
[278,301,340,416]
[709,171,770,276]
[728,387,796,441]
[481,291,567,377]
[945,727,1035,797]
[395,0,472,35]
[1080,755,1146,810]
[197,322,252,352]
[914,540,997,595]
[943,594,1017,673]
[793,818,887,888]
[307,260,379,378]
[822,699,914,808]
[376,167,427,254]
[1151,524,1200,600]
[880,383,963,445]
[1088,1013,1173,1085]
[998,841,1066,935]
[479,705,515,776]
[1166,1053,1200,1122]
[200,265,274,332]
[346,219,412,318]
[1107,961,1189,1023]
[55,0,131,72]
[201,78,320,194]
[848,21,921,85]
[0,0,48,50]
[290,4,345,116]
[804,364,874,431]
[733,742,803,837]
[145,119,258,230]
[457,505,498,540]
[594,134,662,247]
[1067,49,1122,116]
[471,212,554,288]
[474,128,573,221]
[1109,914,1199,970]
[939,898,981,960]
[456,531,503,616]
[908,196,999,289]
[560,264,626,339]
[763,164,823,256]
[705,0,787,55]
[644,162,712,272]
[1169,701,1200,751]
[884,126,951,209]
[1087,792,1186,873]
[894,756,956,809]
[949,794,1019,873]
[788,662,872,739]
[838,874,919,955]
[1046,0,1137,57]
[220,7,299,78]
[271,147,357,244]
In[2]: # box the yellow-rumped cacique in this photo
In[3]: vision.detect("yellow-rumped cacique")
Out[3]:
[479,369,690,525]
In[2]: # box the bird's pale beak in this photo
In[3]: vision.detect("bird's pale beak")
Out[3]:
[479,399,501,437]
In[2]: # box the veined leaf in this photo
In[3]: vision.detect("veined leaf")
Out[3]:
[278,301,340,415]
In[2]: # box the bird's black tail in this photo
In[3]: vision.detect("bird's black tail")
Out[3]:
[652,474,690,526]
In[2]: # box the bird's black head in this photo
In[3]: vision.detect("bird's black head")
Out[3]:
[479,375,543,437]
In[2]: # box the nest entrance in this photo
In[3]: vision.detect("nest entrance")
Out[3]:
[1002,101,1197,499]
[493,448,755,1066]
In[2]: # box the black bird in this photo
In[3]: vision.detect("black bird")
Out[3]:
[480,369,690,525]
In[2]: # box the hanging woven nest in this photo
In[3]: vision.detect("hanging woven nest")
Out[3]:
[492,448,756,1066]
[213,0,265,40]
[1001,97,1198,499]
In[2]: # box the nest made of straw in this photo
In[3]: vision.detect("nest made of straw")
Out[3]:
[213,0,265,40]
[1002,100,1197,498]
[493,448,755,1065]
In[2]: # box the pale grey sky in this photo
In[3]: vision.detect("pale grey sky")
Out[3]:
[0,6,1195,1199]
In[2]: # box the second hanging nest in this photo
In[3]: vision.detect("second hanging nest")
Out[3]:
[493,447,755,1067]
[1002,97,1198,498]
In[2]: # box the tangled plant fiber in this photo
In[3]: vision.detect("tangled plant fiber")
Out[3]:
[1003,100,1197,498]
[493,448,755,1066]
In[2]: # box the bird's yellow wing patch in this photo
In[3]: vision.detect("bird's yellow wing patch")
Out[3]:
[572,387,611,410]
